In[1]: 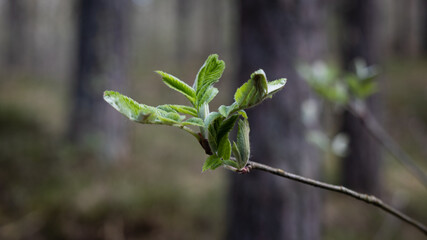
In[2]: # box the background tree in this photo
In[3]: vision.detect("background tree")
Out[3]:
[226,1,328,239]
[338,0,383,194]
[68,0,132,160]
[3,0,31,71]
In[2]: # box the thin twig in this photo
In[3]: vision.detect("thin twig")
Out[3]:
[242,160,427,235]
[346,103,427,188]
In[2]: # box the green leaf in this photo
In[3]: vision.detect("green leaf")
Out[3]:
[156,71,196,105]
[231,69,283,112]
[156,104,177,113]
[202,155,222,172]
[346,72,377,99]
[223,159,239,169]
[104,90,144,121]
[234,70,267,105]
[218,104,237,118]
[194,54,225,91]
[207,117,223,153]
[231,142,241,166]
[156,111,185,124]
[251,69,268,95]
[237,110,248,119]
[267,78,287,97]
[182,117,205,127]
[104,91,189,126]
[198,87,218,106]
[168,105,198,117]
[217,136,231,160]
[204,112,223,128]
[216,115,239,144]
[235,119,250,169]
[194,54,225,107]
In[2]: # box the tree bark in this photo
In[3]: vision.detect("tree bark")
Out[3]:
[68,0,132,160]
[339,0,383,194]
[227,1,327,239]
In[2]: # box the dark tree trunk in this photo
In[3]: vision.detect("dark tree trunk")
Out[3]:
[68,0,132,160]
[227,1,327,239]
[422,0,427,55]
[339,0,383,194]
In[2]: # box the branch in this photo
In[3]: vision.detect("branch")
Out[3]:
[346,103,427,188]
[240,160,427,236]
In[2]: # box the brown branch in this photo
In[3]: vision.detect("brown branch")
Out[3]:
[346,103,427,188]
[234,161,427,236]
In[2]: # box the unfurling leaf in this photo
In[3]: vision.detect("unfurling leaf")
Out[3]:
[216,115,239,145]
[234,119,250,169]
[167,105,198,117]
[207,117,223,153]
[194,54,225,107]
[156,71,196,105]
[219,69,286,116]
[182,117,205,127]
[199,87,219,106]
[223,159,239,168]
[204,112,223,128]
[104,91,190,126]
[104,90,145,121]
[202,155,222,172]
[217,136,231,160]
[267,78,287,97]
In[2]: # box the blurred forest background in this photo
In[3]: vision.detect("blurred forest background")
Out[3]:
[0,0,426,239]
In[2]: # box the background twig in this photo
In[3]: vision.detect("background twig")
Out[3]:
[347,102,427,188]
[242,160,427,235]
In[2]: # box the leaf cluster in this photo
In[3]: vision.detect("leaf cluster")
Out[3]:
[298,59,378,105]
[104,54,287,171]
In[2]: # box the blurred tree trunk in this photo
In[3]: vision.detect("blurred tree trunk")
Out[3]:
[339,1,383,194]
[226,1,327,239]
[3,0,29,71]
[175,0,190,61]
[68,0,131,160]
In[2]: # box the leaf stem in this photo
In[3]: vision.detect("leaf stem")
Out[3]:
[234,160,427,235]
[179,125,201,141]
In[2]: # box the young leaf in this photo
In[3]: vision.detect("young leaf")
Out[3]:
[194,54,225,91]
[234,70,267,107]
[223,159,239,169]
[156,111,185,124]
[207,117,223,153]
[156,104,177,113]
[231,142,241,166]
[104,91,191,126]
[182,117,205,127]
[202,155,223,172]
[194,54,225,107]
[218,103,238,118]
[235,119,250,169]
[168,105,198,117]
[222,69,286,115]
[198,87,219,106]
[156,71,196,105]
[217,136,231,160]
[216,115,239,144]
[104,91,144,121]
[204,112,223,128]
[267,78,287,97]
[237,110,248,119]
